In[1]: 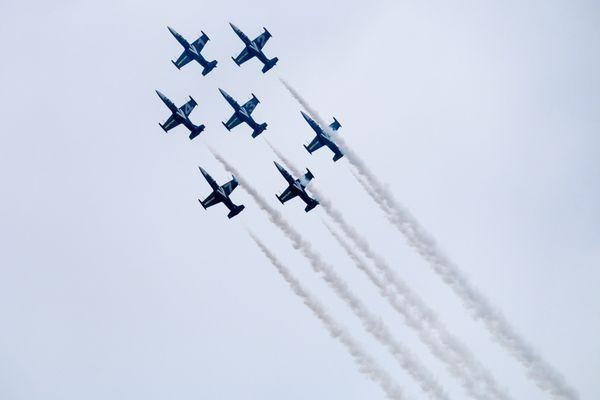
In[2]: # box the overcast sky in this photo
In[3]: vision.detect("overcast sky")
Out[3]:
[1,0,599,399]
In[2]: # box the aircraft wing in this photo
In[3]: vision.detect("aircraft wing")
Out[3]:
[329,118,341,131]
[233,48,254,65]
[173,51,193,69]
[298,170,315,189]
[161,115,181,131]
[200,192,220,209]
[253,31,271,50]
[179,97,197,117]
[220,177,238,196]
[242,97,259,114]
[305,136,325,153]
[278,187,297,203]
[191,32,209,51]
[223,114,243,130]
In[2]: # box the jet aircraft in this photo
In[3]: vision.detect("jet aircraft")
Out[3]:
[274,162,319,212]
[219,88,267,138]
[198,167,245,219]
[229,23,278,73]
[168,26,218,75]
[301,111,344,162]
[156,90,205,140]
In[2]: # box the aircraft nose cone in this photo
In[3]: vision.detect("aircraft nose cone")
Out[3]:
[167,26,177,36]
[218,88,227,97]
[155,90,164,99]
[229,22,239,31]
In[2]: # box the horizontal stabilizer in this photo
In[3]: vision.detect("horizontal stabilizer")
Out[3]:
[227,204,245,219]
[189,124,205,140]
[252,123,268,138]
[304,199,319,212]
[202,60,218,76]
[261,57,278,73]
[332,152,344,162]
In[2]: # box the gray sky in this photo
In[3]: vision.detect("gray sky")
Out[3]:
[1,0,599,399]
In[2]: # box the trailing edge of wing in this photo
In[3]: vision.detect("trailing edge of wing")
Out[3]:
[233,48,253,65]
[200,192,220,209]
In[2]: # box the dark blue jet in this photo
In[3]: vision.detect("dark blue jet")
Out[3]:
[229,23,278,73]
[168,26,217,75]
[301,111,344,162]
[274,162,319,212]
[198,167,245,219]
[219,88,267,138]
[156,90,205,140]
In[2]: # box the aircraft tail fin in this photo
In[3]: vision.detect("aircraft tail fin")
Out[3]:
[275,194,284,205]
[189,124,205,140]
[304,198,319,213]
[171,60,181,70]
[252,123,268,138]
[227,204,245,219]
[159,122,168,133]
[261,57,278,73]
[202,60,218,76]
[303,144,313,154]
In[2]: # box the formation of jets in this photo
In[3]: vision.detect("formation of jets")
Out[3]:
[156,23,345,219]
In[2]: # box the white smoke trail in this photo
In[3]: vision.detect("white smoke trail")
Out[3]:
[323,221,510,400]
[247,231,407,400]
[266,140,510,400]
[280,79,579,400]
[209,147,450,400]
